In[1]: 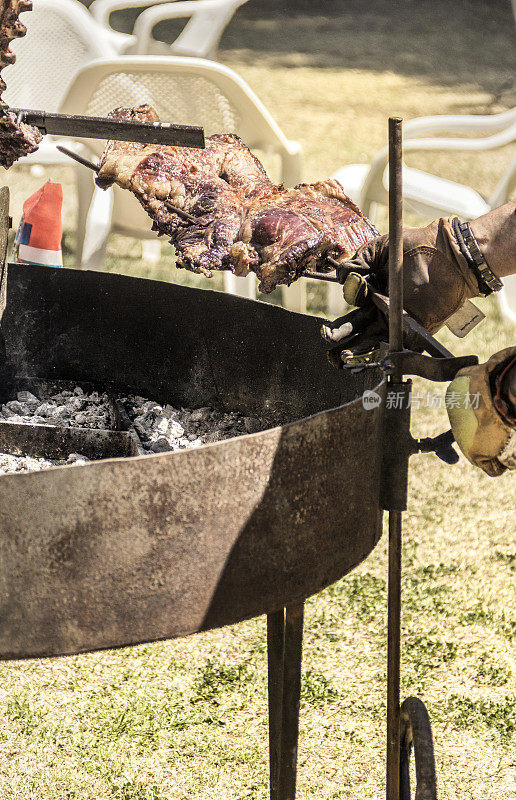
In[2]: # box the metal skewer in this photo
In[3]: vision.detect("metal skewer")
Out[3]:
[327,254,370,275]
[56,146,100,173]
[56,148,206,227]
[163,201,207,226]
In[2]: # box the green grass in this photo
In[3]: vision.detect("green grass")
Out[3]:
[0,1,515,798]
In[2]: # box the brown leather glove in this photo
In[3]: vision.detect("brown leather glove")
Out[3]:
[446,348,516,476]
[322,217,483,364]
[322,202,516,364]
[336,217,482,332]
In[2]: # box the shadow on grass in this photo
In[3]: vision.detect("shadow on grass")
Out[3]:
[83,0,515,98]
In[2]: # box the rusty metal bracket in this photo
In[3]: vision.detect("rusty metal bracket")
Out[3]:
[411,429,459,464]
[380,380,412,512]
[382,350,478,382]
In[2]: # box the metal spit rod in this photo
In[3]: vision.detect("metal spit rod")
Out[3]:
[386,116,404,800]
[12,108,205,149]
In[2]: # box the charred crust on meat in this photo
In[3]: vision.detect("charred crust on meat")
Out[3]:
[0,1,42,168]
[97,104,379,292]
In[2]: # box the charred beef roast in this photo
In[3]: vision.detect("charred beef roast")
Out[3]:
[0,0,41,168]
[97,105,378,292]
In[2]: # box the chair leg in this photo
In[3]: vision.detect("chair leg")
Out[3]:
[327,281,345,317]
[80,186,114,271]
[267,609,286,800]
[224,272,256,299]
[141,239,162,266]
[75,166,95,267]
[280,281,306,313]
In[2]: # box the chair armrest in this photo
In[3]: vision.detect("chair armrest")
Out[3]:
[361,123,516,207]
[133,0,242,57]
[403,108,516,138]
[90,0,180,31]
[133,1,209,55]
[402,124,516,152]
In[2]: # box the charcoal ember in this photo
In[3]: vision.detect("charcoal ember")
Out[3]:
[3,400,25,415]
[16,390,39,409]
[0,383,275,474]
[67,453,90,465]
[1,412,22,423]
[0,453,55,473]
[149,437,172,453]
[133,419,150,442]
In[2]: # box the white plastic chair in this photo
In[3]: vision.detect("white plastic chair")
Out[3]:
[2,0,134,261]
[89,0,248,59]
[59,56,305,308]
[331,108,516,324]
[4,0,131,113]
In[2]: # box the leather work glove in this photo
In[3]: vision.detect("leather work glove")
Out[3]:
[322,216,482,365]
[446,347,516,476]
[322,202,516,366]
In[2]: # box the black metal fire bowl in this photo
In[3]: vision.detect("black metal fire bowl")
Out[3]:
[0,262,385,660]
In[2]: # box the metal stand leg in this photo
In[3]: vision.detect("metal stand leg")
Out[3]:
[267,603,304,800]
[268,609,286,800]
[386,510,402,800]
[279,604,304,800]
[399,697,438,800]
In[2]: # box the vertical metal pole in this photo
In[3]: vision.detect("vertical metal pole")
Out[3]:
[386,117,404,800]
[278,603,304,800]
[388,117,404,374]
[268,609,286,800]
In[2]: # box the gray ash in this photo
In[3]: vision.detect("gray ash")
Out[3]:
[0,386,271,474]
[0,452,89,474]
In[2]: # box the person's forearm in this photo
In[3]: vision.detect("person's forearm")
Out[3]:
[469,201,516,279]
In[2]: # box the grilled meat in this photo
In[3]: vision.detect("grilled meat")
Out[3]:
[0,0,41,168]
[97,105,378,292]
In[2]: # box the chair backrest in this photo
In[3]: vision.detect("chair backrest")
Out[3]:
[59,56,301,238]
[59,55,294,155]
[3,0,125,112]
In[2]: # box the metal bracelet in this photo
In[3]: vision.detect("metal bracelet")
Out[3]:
[453,218,503,295]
